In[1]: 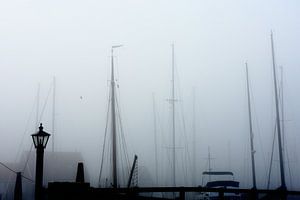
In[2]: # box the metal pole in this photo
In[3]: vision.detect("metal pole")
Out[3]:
[110,45,123,188]
[171,43,176,187]
[245,63,257,189]
[111,47,118,188]
[208,146,212,182]
[192,88,196,186]
[52,76,56,153]
[35,146,44,200]
[36,84,40,131]
[152,93,159,186]
[270,32,286,189]
[14,172,22,200]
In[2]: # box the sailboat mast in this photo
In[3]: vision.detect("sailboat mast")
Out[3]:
[36,83,40,130]
[192,88,196,186]
[152,93,159,186]
[111,47,118,188]
[52,76,56,152]
[171,43,176,187]
[208,146,212,182]
[280,67,285,151]
[270,32,286,189]
[245,62,257,189]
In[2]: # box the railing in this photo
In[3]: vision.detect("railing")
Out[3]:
[47,182,300,200]
[92,186,300,200]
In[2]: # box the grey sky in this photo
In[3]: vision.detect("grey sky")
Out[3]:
[1,0,300,189]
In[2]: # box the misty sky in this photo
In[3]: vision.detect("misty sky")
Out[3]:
[1,0,300,190]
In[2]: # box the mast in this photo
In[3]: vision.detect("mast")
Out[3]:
[152,93,159,186]
[171,43,176,187]
[192,88,196,186]
[208,146,212,182]
[245,62,257,189]
[52,76,56,152]
[110,45,122,188]
[270,32,286,189]
[36,83,40,130]
[280,67,285,153]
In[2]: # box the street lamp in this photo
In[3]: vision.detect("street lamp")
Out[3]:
[31,123,50,200]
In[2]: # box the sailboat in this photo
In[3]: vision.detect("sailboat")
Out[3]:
[98,46,137,189]
[199,147,240,200]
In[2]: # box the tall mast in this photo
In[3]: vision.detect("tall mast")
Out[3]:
[208,146,212,182]
[270,32,286,189]
[245,62,257,189]
[36,83,40,130]
[280,67,285,152]
[192,88,196,186]
[152,93,159,186]
[111,46,119,188]
[52,76,56,152]
[171,43,176,187]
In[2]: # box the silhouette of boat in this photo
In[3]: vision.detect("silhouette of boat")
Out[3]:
[199,171,240,200]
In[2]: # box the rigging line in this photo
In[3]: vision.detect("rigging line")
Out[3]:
[180,107,192,184]
[119,130,129,186]
[116,95,131,174]
[0,162,34,182]
[242,138,248,187]
[267,122,277,189]
[177,86,192,184]
[98,86,111,186]
[21,144,34,184]
[250,78,269,179]
[15,96,36,164]
[105,131,112,186]
[4,91,38,198]
[285,140,293,189]
[180,151,187,185]
[38,83,53,122]
[160,100,172,186]
[22,143,33,173]
[152,93,159,186]
[116,119,126,186]
[279,71,294,190]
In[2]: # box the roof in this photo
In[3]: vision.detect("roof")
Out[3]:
[0,151,88,184]
[202,171,234,176]
[206,180,239,188]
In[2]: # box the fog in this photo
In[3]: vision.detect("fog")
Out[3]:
[1,0,300,191]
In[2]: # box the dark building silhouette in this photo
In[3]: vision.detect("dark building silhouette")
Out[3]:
[0,151,87,200]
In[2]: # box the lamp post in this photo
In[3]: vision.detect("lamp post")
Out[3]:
[31,123,50,200]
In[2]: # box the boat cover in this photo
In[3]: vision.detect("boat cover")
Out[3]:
[202,171,234,176]
[206,180,239,188]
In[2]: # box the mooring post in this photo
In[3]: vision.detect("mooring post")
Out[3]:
[219,191,224,200]
[179,187,185,200]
